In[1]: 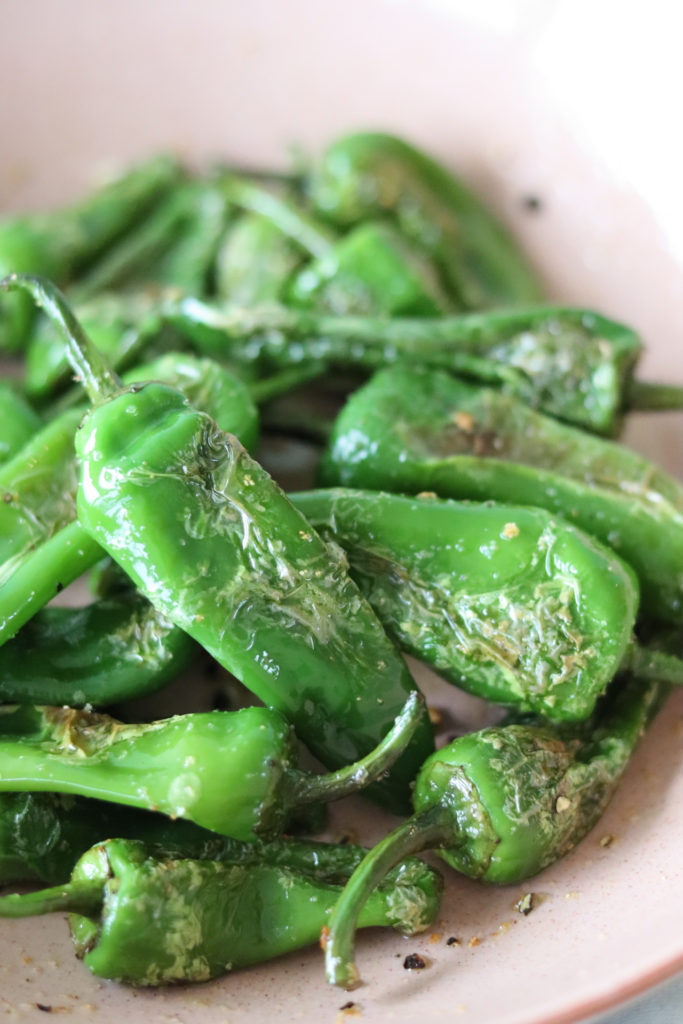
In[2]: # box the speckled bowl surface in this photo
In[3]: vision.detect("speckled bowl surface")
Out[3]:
[0,3,681,1022]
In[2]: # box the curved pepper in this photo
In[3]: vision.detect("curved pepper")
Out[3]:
[0,836,442,985]
[0,691,422,838]
[324,671,668,988]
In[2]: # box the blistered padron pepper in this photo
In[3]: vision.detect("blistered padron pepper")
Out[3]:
[1,275,433,813]
[0,692,421,838]
[0,835,441,985]
[324,671,667,988]
[319,365,683,626]
[291,488,645,721]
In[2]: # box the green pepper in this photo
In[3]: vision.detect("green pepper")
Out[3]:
[145,300,681,436]
[0,154,183,352]
[214,211,306,304]
[308,131,544,309]
[0,350,258,647]
[0,590,197,707]
[3,274,433,812]
[0,835,441,985]
[0,692,421,837]
[319,365,683,626]
[291,488,645,721]
[0,789,437,888]
[324,671,667,988]
[0,382,41,464]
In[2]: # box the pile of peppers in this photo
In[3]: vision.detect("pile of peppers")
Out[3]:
[0,132,681,992]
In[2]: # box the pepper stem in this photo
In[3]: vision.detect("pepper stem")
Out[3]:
[324,807,450,988]
[0,274,122,403]
[622,642,683,685]
[291,691,425,807]
[625,379,683,412]
[220,176,335,258]
[247,361,327,405]
[0,879,105,919]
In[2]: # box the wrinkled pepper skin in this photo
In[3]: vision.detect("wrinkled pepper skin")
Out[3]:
[0,591,197,707]
[324,672,666,988]
[75,382,433,811]
[0,837,441,986]
[319,366,683,626]
[215,211,305,304]
[292,488,639,721]
[308,131,544,310]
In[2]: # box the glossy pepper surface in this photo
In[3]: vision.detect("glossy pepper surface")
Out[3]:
[0,691,422,838]
[3,274,433,812]
[291,488,640,721]
[0,836,442,985]
[324,671,667,988]
[319,365,683,626]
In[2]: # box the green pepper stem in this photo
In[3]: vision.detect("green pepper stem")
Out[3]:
[625,379,683,412]
[247,361,327,405]
[220,177,335,258]
[622,642,683,685]
[0,274,122,403]
[324,806,450,988]
[0,878,104,919]
[291,691,425,807]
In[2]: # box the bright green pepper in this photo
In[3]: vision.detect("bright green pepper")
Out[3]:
[308,131,544,309]
[3,275,434,812]
[319,365,683,626]
[0,382,41,464]
[0,835,441,985]
[0,692,421,837]
[324,671,667,988]
[291,488,644,721]
[214,211,306,304]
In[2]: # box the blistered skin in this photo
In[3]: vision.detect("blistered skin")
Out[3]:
[320,365,683,625]
[75,384,432,812]
[65,838,441,985]
[0,704,295,839]
[293,489,638,721]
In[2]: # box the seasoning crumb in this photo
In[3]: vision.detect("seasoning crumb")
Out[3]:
[515,892,536,916]
[502,522,519,539]
[319,925,330,951]
[429,932,443,944]
[599,834,614,848]
[403,953,427,970]
[555,795,571,813]
[446,936,460,946]
[36,1006,53,1014]
[468,936,481,948]
[452,411,474,431]
[416,491,438,500]
[428,706,442,726]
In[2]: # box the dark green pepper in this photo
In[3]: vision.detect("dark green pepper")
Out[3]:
[3,275,433,812]
[324,671,667,988]
[308,131,544,309]
[291,488,644,721]
[0,590,196,707]
[319,365,683,626]
[0,691,422,838]
[0,835,441,985]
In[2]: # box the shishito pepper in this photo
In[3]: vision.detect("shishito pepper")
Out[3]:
[1,275,433,812]
[324,671,667,988]
[291,488,644,721]
[319,365,683,626]
[0,383,41,465]
[307,131,544,309]
[0,692,421,838]
[0,836,442,985]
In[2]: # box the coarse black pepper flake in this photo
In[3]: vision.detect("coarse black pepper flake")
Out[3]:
[36,1006,53,1014]
[446,935,460,946]
[340,1001,356,1010]
[403,953,426,970]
